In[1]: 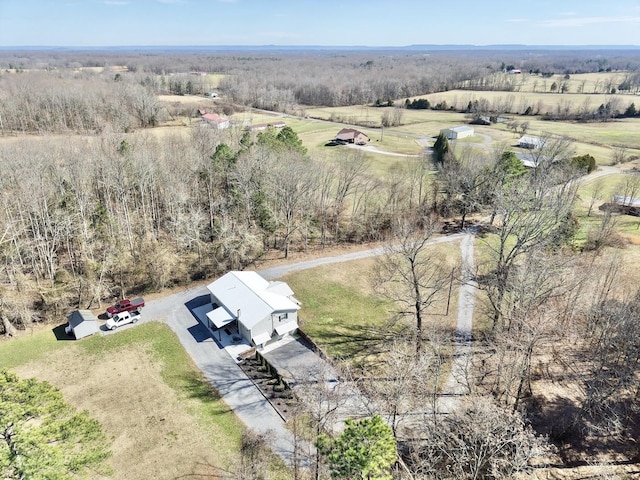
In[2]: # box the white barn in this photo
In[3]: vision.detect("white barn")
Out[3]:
[519,135,545,149]
[205,271,301,348]
[440,125,474,140]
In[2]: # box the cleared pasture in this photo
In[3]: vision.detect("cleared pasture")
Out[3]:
[420,89,638,116]
[509,72,631,95]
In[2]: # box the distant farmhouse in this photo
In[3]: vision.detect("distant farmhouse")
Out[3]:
[519,135,545,150]
[200,111,230,129]
[440,125,474,140]
[195,271,301,348]
[335,128,370,145]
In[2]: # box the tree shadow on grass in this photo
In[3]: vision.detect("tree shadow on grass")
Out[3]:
[309,322,410,363]
[179,370,234,416]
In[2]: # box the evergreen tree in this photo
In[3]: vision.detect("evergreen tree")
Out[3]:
[276,126,307,155]
[433,133,451,166]
[0,370,111,479]
[624,102,637,117]
[316,415,396,480]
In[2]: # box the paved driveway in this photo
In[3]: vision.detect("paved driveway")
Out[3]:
[132,284,298,464]
[263,338,368,433]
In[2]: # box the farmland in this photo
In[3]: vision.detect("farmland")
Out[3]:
[1,48,640,479]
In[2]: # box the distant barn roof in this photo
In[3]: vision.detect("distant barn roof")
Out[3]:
[336,128,368,141]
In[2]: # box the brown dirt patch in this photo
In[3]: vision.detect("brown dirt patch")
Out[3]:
[14,345,226,480]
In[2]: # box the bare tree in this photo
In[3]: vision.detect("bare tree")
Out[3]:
[352,339,444,437]
[437,148,492,229]
[615,175,640,206]
[481,172,579,333]
[587,178,605,217]
[611,147,628,165]
[402,397,553,480]
[373,217,455,354]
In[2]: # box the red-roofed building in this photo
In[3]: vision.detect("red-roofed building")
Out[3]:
[201,112,230,129]
[335,128,369,145]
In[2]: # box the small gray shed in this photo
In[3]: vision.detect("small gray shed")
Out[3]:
[65,310,99,339]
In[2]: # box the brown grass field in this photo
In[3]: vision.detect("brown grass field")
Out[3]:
[2,323,257,480]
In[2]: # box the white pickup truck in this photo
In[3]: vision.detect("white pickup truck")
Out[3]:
[105,310,141,330]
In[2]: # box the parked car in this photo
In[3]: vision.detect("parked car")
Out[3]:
[105,310,141,330]
[106,298,145,318]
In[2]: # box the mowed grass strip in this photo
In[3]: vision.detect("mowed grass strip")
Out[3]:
[3,322,289,480]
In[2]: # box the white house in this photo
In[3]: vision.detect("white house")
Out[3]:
[519,135,545,149]
[204,271,301,347]
[440,125,474,140]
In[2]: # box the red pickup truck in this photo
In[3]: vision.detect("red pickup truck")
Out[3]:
[106,298,145,318]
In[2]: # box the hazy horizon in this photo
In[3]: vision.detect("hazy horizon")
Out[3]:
[2,0,640,48]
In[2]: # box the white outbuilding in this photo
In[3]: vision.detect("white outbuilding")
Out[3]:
[65,310,99,339]
[440,125,474,140]
[519,135,545,149]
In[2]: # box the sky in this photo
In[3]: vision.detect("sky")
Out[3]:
[1,0,640,47]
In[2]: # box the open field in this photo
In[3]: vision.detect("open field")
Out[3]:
[301,101,640,163]
[504,72,631,95]
[154,87,640,171]
[421,89,638,115]
[0,323,288,480]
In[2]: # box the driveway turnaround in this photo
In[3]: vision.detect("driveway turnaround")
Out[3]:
[142,284,298,465]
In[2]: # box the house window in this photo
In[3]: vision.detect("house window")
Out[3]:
[278,313,288,322]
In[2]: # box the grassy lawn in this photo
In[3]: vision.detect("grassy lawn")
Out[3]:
[282,242,462,367]
[573,173,640,247]
[2,322,289,480]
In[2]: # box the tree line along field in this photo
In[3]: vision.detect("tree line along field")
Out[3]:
[1,49,640,479]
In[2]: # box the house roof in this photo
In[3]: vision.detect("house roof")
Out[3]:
[68,309,98,329]
[207,271,300,330]
[67,310,99,339]
[207,306,236,329]
[613,195,640,208]
[336,128,368,141]
[519,135,544,148]
[444,125,474,133]
[201,113,229,124]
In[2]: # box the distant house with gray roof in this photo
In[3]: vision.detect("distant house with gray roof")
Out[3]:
[440,125,474,140]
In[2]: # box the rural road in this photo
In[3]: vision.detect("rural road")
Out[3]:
[438,232,476,413]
